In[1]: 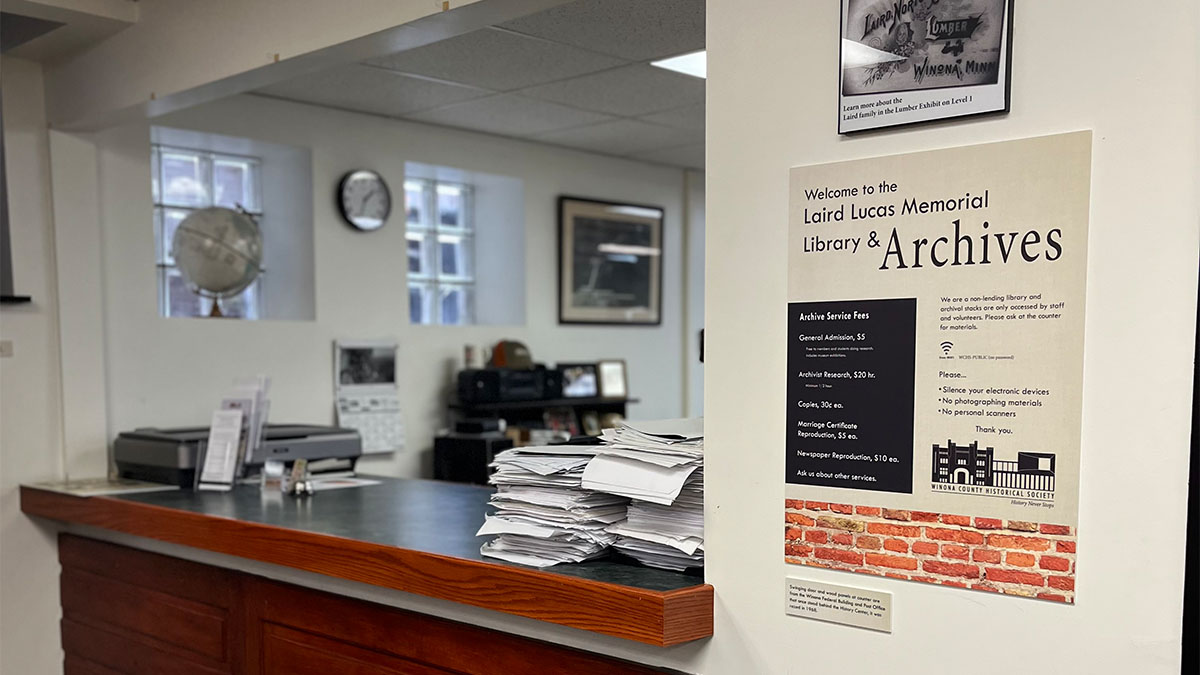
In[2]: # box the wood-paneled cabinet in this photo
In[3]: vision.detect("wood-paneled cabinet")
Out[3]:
[58,535,665,675]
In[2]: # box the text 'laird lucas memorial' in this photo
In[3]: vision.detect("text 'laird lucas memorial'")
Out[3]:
[798,183,1067,270]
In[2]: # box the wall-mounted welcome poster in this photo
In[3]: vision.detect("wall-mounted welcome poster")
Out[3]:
[838,0,1013,133]
[783,133,1090,603]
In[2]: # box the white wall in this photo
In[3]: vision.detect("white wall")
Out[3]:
[684,169,704,418]
[0,56,66,675]
[700,1,1198,674]
[93,94,689,478]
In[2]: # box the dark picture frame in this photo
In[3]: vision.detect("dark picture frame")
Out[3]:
[558,196,663,326]
[558,363,599,398]
[837,0,1014,134]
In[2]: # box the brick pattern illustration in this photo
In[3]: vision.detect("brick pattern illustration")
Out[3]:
[784,499,1076,603]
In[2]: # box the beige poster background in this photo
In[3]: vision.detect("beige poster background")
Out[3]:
[786,132,1091,526]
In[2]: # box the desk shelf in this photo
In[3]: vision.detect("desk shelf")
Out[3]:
[451,396,637,412]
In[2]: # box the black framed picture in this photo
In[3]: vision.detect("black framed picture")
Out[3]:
[558,196,663,325]
[837,0,1013,133]
[558,363,599,398]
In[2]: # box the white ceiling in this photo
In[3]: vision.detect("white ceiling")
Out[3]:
[255,0,705,170]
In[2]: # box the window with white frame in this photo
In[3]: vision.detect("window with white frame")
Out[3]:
[405,179,474,325]
[152,144,263,319]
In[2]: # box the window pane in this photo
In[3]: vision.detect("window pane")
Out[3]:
[158,208,190,264]
[409,286,424,324]
[436,234,472,280]
[407,238,422,274]
[161,150,209,207]
[441,288,460,325]
[163,267,207,318]
[439,285,472,325]
[217,278,260,319]
[406,233,433,276]
[409,282,434,325]
[213,159,254,211]
[440,241,459,276]
[405,180,429,226]
[151,146,161,204]
[437,184,465,228]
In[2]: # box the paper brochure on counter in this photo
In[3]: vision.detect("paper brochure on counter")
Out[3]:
[784,132,1090,603]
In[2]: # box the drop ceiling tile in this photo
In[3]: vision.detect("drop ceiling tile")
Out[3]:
[404,94,615,137]
[639,102,705,131]
[520,64,704,117]
[256,65,490,116]
[534,119,699,157]
[365,27,626,91]
[499,0,705,61]
[630,142,705,170]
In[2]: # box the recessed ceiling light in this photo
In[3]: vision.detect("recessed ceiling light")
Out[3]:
[650,50,706,79]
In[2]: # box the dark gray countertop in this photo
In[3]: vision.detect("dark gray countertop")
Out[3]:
[115,476,703,593]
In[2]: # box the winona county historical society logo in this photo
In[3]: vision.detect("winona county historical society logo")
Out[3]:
[930,440,1056,502]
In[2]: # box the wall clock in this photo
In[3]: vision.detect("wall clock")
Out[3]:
[338,169,391,231]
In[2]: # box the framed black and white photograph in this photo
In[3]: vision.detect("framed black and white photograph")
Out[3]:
[558,196,663,325]
[838,0,1013,133]
[597,360,628,399]
[335,340,397,387]
[559,363,599,398]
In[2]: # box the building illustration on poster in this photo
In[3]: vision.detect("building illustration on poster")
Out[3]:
[931,441,1056,492]
[783,133,1090,603]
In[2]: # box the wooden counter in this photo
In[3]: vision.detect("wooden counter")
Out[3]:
[21,478,712,650]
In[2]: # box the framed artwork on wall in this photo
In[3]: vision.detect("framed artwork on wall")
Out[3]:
[837,0,1014,133]
[558,196,663,325]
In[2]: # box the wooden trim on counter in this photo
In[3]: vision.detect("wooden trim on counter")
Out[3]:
[22,486,713,647]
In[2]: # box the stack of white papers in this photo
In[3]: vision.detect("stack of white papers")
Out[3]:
[478,445,628,568]
[582,419,706,572]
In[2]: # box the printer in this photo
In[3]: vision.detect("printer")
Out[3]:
[114,424,362,487]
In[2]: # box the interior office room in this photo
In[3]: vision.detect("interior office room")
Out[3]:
[0,1,1196,674]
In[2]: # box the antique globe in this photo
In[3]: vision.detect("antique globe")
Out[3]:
[170,207,263,317]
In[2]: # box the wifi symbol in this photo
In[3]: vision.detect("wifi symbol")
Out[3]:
[940,341,954,355]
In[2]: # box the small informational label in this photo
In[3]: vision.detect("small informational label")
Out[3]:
[785,577,892,633]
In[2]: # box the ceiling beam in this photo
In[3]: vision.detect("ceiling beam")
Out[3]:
[41,0,575,131]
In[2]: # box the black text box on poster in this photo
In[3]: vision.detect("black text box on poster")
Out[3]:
[786,298,916,493]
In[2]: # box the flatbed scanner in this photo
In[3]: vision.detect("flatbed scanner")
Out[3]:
[115,424,362,487]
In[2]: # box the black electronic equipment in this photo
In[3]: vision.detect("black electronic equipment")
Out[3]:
[457,368,549,404]
[455,418,504,434]
[433,433,514,485]
[542,368,563,399]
